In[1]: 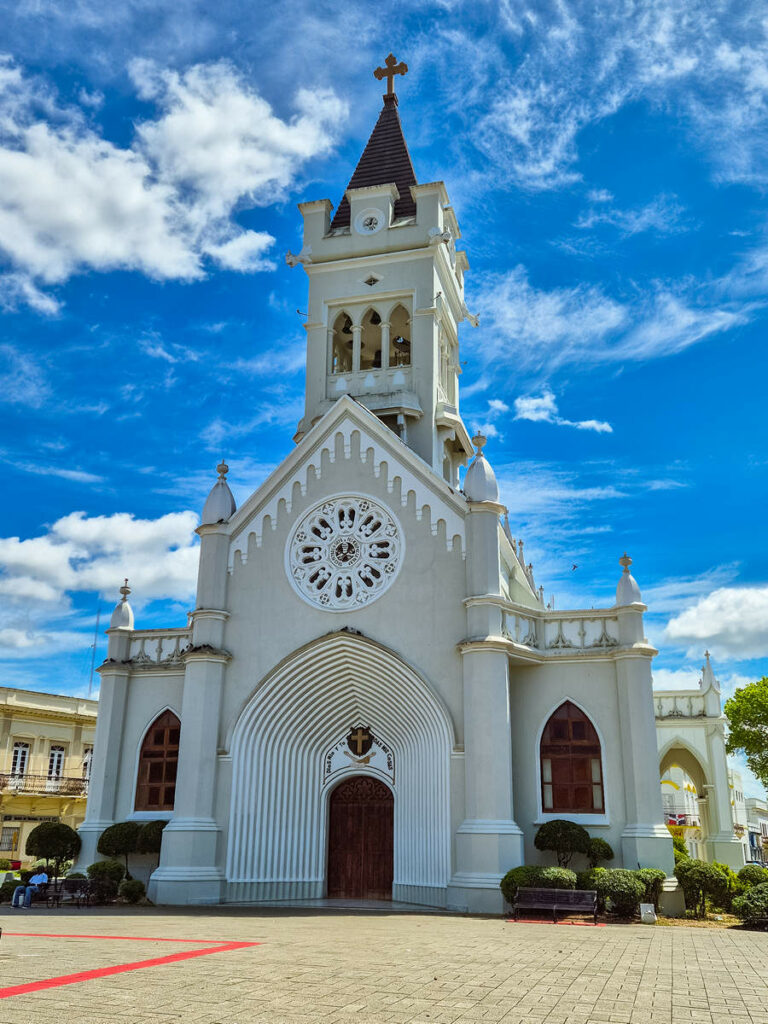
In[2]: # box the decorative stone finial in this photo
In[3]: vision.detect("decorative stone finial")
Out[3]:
[701,650,720,693]
[464,433,499,503]
[202,458,237,525]
[110,578,134,630]
[616,552,642,606]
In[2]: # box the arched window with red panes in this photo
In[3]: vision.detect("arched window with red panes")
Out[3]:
[540,701,604,813]
[134,710,180,811]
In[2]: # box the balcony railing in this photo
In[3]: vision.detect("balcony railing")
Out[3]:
[0,773,89,796]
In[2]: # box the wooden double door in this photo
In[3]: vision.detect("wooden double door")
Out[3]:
[327,776,394,900]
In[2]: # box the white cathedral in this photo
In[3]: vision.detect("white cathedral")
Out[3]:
[77,62,683,912]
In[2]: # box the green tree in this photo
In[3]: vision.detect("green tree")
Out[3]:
[724,677,768,789]
[25,822,81,879]
[97,822,141,879]
[534,819,590,867]
[586,837,614,868]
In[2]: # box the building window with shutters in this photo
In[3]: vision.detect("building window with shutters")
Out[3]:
[540,701,604,814]
[134,711,180,811]
[82,746,93,780]
[11,742,29,777]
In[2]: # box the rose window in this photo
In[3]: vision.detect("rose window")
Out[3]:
[287,496,403,610]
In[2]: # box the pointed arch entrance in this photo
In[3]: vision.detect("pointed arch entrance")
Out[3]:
[327,776,394,900]
[226,631,454,906]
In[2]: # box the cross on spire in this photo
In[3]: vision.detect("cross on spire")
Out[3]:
[374,53,408,96]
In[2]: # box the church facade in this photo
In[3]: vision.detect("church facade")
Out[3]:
[77,66,679,912]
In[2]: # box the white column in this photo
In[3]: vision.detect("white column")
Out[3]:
[450,501,523,913]
[351,325,362,372]
[149,525,230,905]
[615,640,674,873]
[73,640,130,871]
[380,321,390,370]
[705,725,745,869]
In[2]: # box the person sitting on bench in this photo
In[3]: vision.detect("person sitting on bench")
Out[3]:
[12,869,48,908]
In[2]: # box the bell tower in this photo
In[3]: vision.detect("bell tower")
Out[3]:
[289,54,476,483]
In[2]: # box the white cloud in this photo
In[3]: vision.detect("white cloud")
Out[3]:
[467,3,768,190]
[652,666,701,691]
[576,194,686,236]
[471,265,748,374]
[664,584,768,660]
[0,58,347,308]
[0,344,50,407]
[513,389,612,433]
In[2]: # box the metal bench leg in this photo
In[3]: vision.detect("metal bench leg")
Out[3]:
[553,906,557,924]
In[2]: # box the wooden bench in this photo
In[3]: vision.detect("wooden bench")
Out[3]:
[47,877,90,909]
[513,887,598,925]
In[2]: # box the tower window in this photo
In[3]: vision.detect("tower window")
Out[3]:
[360,308,382,370]
[331,312,353,374]
[540,701,604,813]
[135,710,180,811]
[389,304,411,367]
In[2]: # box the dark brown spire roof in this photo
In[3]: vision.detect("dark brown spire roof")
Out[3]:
[330,94,418,230]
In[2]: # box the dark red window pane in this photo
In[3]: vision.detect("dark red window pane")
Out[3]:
[135,710,180,812]
[540,702,604,813]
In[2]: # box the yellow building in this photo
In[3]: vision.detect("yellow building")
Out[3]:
[0,687,97,866]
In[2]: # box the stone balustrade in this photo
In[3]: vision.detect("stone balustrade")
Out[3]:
[654,692,707,719]
[127,628,191,671]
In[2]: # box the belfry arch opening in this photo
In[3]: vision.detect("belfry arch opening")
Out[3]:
[360,308,382,369]
[389,304,410,366]
[331,311,353,374]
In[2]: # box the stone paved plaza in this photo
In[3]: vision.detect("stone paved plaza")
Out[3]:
[1,908,767,1024]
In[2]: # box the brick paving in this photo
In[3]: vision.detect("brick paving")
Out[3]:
[0,907,766,1024]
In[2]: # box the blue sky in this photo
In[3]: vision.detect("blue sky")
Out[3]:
[1,1,767,796]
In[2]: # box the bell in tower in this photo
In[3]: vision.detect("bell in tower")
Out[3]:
[287,54,477,485]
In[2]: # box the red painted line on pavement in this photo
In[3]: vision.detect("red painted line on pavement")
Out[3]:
[3,932,223,943]
[506,918,606,927]
[0,934,260,999]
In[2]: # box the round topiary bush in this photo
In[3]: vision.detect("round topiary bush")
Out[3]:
[0,858,12,871]
[534,820,590,867]
[586,837,614,868]
[97,821,141,879]
[576,867,608,911]
[733,882,768,924]
[136,819,167,856]
[675,858,729,918]
[66,872,87,880]
[636,868,667,910]
[88,877,119,905]
[0,879,18,904]
[119,878,146,904]
[738,865,768,888]
[538,866,577,889]
[601,869,645,918]
[87,859,125,883]
[500,865,544,903]
[25,822,81,876]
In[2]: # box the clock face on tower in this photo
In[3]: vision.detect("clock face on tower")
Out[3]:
[286,495,403,610]
[354,208,385,235]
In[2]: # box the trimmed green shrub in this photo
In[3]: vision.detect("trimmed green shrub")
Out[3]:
[671,831,688,856]
[86,859,125,884]
[576,867,608,911]
[538,866,577,889]
[88,877,118,904]
[119,878,146,904]
[25,822,81,876]
[673,846,690,865]
[500,865,544,903]
[636,868,667,911]
[733,882,768,923]
[0,858,11,871]
[711,861,742,911]
[0,879,18,904]
[586,837,614,868]
[674,859,729,918]
[66,872,87,879]
[534,820,590,867]
[601,869,645,917]
[136,819,167,854]
[97,822,141,879]
[738,865,768,888]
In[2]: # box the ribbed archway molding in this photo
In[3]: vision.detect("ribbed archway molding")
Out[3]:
[226,632,454,906]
